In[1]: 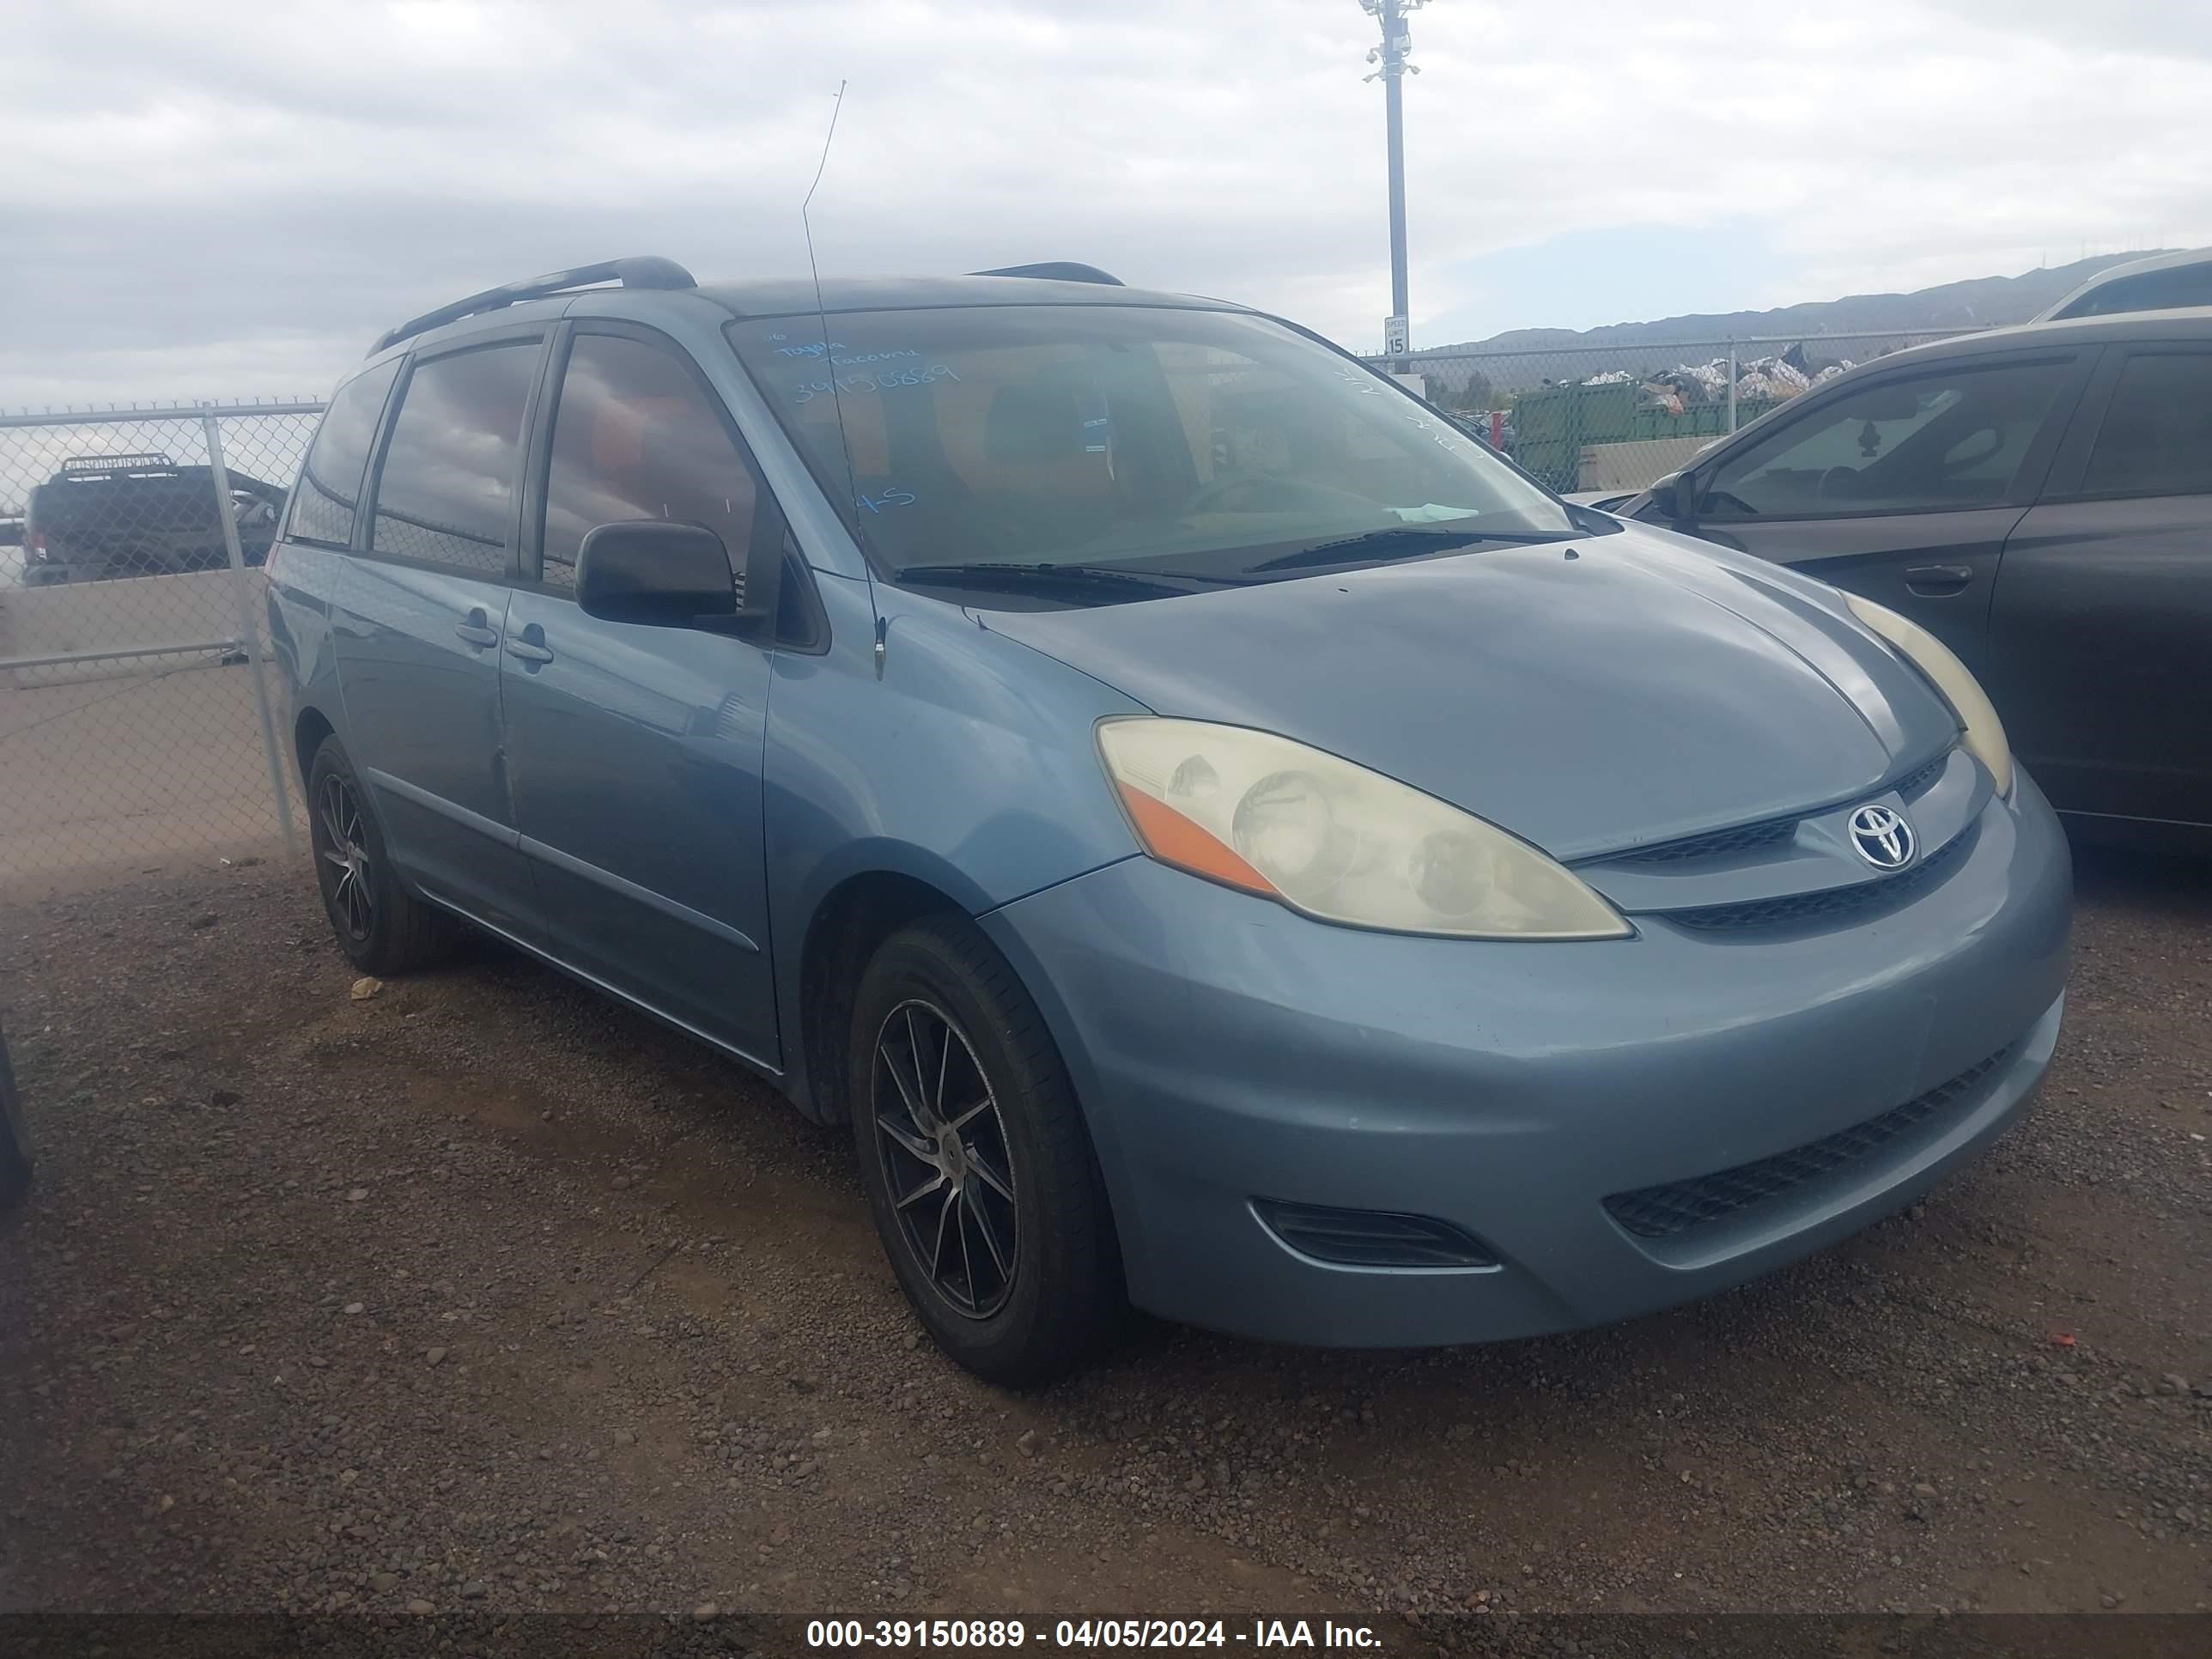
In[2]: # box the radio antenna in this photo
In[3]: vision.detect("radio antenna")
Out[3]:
[799,79,884,671]
[803,81,860,515]
[803,80,846,233]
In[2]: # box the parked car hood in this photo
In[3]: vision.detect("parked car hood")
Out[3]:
[975,527,1961,860]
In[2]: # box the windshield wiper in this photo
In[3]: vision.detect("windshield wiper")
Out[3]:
[892,562,1245,595]
[1246,526,1560,574]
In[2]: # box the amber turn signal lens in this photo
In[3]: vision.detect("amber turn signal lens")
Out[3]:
[1115,782,1277,896]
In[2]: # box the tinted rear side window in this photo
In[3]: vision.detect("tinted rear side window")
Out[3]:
[2079,352,2212,498]
[370,342,540,574]
[290,358,400,546]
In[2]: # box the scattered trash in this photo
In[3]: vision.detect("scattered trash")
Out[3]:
[349,976,384,1001]
[2049,1330,2077,1349]
[1581,350,1855,405]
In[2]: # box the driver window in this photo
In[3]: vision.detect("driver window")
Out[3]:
[540,333,762,591]
[1698,357,2071,520]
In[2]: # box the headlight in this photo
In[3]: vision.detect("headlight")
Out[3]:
[1844,595,2014,799]
[1096,718,1632,940]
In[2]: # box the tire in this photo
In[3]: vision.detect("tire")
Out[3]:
[0,1027,31,1214]
[848,915,1121,1386]
[306,735,459,976]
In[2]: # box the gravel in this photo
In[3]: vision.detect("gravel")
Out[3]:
[1,849,2207,1619]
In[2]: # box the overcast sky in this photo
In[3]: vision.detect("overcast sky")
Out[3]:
[3,0,2209,407]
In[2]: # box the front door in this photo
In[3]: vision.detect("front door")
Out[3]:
[332,331,546,932]
[1650,350,2090,678]
[500,324,783,1066]
[1987,343,2212,827]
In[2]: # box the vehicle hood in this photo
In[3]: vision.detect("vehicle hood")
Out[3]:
[975,527,1961,860]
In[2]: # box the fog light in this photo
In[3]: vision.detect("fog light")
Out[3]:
[1252,1199,1498,1269]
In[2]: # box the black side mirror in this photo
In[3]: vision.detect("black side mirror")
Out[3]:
[574,520,782,639]
[1646,471,1687,520]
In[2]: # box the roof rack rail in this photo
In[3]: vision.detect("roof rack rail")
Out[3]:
[368,255,698,356]
[969,261,1124,287]
[60,453,177,475]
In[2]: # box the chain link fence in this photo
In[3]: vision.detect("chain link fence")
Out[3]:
[1370,329,1984,492]
[0,403,324,897]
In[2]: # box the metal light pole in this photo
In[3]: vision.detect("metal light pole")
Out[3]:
[1362,0,1425,374]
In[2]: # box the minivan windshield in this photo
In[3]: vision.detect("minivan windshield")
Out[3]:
[726,305,1577,591]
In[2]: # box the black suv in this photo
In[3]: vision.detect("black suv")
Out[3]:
[1613,307,2212,847]
[22,453,286,584]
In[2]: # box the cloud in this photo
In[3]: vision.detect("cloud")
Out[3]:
[2,0,2209,405]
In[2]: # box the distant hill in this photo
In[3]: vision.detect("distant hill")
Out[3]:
[1401,252,2177,411]
[1420,252,2164,358]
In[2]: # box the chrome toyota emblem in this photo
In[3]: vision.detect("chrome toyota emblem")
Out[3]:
[1849,803,1916,871]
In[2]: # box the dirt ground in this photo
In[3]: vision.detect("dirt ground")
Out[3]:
[0,663,295,890]
[1,848,2207,1630]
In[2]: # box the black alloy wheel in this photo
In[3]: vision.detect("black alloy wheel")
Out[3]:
[304,735,458,976]
[869,998,1021,1318]
[848,916,1121,1386]
[315,770,375,945]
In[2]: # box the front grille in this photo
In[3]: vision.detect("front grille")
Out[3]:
[1615,749,1954,869]
[1662,824,1974,933]
[1253,1200,1497,1268]
[1895,750,1951,799]
[1617,816,1797,866]
[1603,1048,2009,1240]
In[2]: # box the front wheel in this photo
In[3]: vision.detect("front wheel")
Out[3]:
[848,915,1121,1386]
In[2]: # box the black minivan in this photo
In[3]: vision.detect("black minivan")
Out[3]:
[1611,308,2212,848]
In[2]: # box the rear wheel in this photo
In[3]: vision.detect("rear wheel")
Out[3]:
[849,915,1121,1386]
[307,736,459,976]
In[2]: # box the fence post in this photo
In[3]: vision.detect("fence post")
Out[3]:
[1726,339,1739,434]
[201,413,298,855]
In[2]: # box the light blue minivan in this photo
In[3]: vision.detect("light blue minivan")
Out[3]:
[270,258,2070,1383]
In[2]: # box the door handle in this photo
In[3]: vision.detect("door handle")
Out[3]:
[504,630,555,665]
[454,619,500,648]
[1904,563,1974,597]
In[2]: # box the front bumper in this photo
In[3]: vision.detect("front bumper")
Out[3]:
[981,780,2071,1347]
